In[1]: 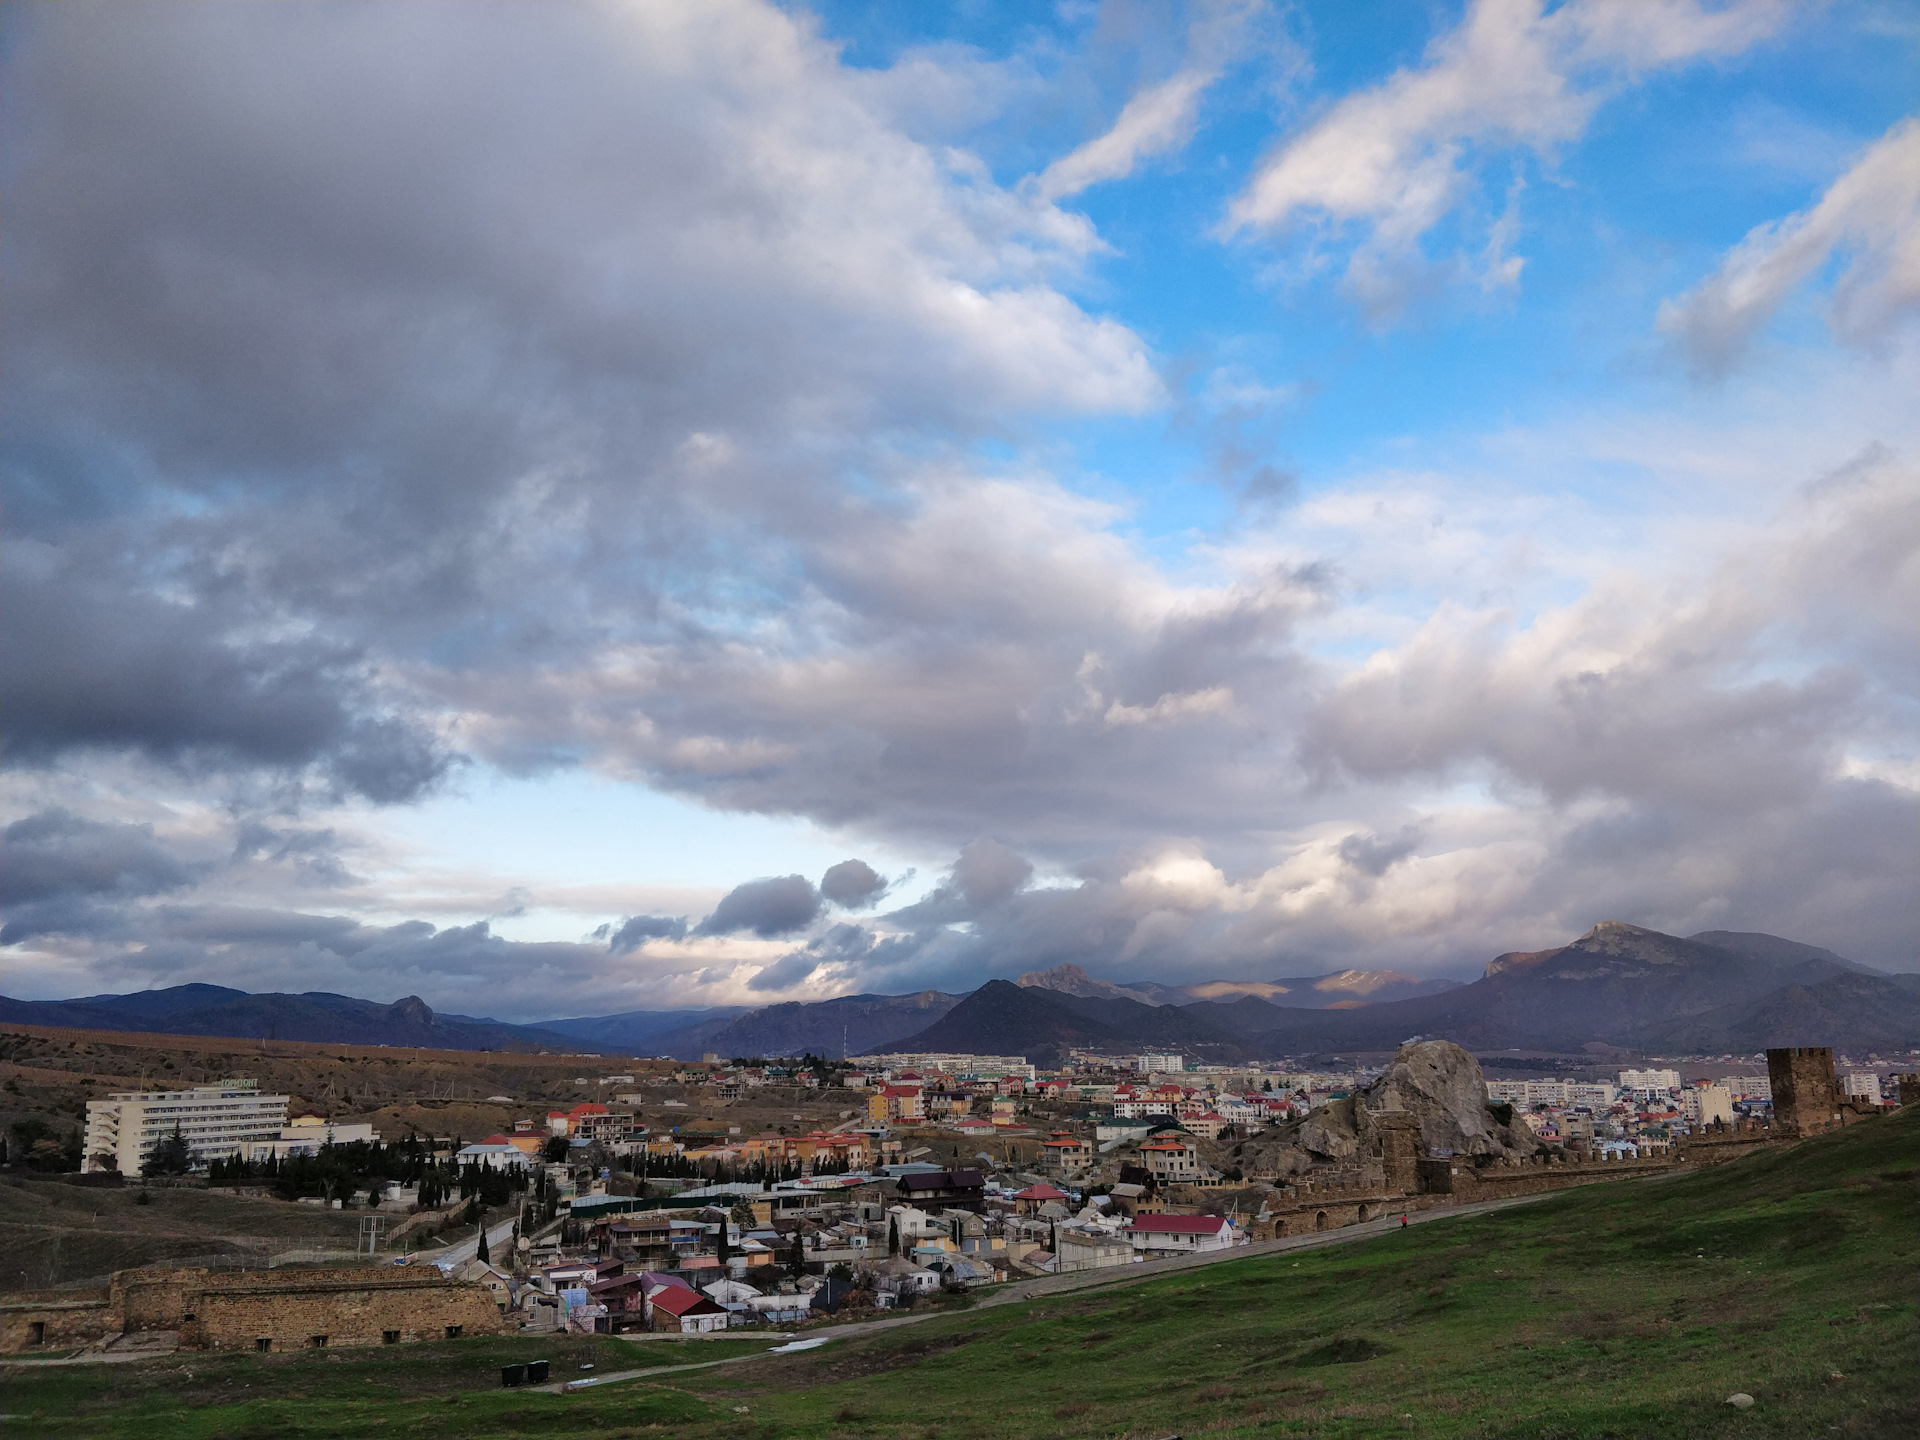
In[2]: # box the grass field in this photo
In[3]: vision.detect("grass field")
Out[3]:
[4,1107,1914,1439]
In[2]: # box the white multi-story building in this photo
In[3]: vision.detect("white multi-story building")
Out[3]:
[1618,1068,1680,1092]
[863,1054,1036,1081]
[1136,1053,1184,1074]
[84,1079,289,1173]
[242,1114,380,1162]
[1843,1072,1882,1104]
[1681,1083,1734,1126]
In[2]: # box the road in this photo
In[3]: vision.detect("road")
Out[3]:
[536,1190,1557,1394]
[416,1215,519,1270]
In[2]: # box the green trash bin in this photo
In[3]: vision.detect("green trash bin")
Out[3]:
[501,1364,526,1387]
[526,1360,551,1384]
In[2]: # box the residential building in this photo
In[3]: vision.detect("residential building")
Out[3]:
[1844,1072,1883,1104]
[894,1169,986,1211]
[1180,1112,1228,1140]
[867,1085,925,1124]
[1680,1084,1734,1127]
[1053,1228,1135,1272]
[84,1080,289,1174]
[1040,1133,1093,1173]
[240,1114,379,1163]
[455,1137,532,1169]
[647,1284,730,1333]
[864,1054,1037,1082]
[1125,1213,1236,1255]
[1136,1134,1204,1184]
[1618,1068,1680,1092]
[1137,1053,1184,1074]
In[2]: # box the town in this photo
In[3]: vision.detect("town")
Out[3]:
[6,1038,1911,1357]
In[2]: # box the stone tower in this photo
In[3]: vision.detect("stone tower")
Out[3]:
[1372,1114,1421,1195]
[1766,1047,1840,1138]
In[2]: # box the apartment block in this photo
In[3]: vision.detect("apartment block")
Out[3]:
[84,1080,289,1174]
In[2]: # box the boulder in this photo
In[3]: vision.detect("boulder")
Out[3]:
[1358,1040,1531,1159]
[1248,1039,1532,1171]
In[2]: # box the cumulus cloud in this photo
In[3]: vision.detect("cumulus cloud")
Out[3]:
[1223,0,1786,307]
[1659,116,1920,374]
[1,0,1157,808]
[696,875,822,938]
[820,859,888,909]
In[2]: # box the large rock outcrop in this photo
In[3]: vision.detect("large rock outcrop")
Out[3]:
[1356,1039,1530,1158]
[1245,1039,1532,1179]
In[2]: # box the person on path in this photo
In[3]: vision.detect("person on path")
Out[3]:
[1400,1214,1408,1229]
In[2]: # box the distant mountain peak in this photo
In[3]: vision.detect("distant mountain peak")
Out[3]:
[388,995,435,1027]
[1014,963,1161,1006]
[1310,969,1429,995]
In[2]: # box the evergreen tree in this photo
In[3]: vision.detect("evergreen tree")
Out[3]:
[716,1219,731,1267]
[142,1125,192,1178]
[787,1230,805,1279]
[477,1225,491,1265]
[887,1216,900,1256]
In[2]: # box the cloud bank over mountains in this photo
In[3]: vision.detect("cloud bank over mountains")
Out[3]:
[1,0,1914,1018]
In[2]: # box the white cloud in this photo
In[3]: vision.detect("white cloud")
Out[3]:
[1031,0,1268,202]
[1658,115,1920,373]
[1223,0,1786,304]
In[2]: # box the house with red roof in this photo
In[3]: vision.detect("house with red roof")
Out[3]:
[1010,1182,1071,1215]
[1040,1132,1093,1173]
[646,1283,731,1333]
[1136,1133,1204,1183]
[1124,1213,1237,1255]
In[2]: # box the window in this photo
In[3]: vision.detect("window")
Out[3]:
[256,1338,273,1353]
[309,1335,328,1348]
[383,1330,401,1345]
[444,1324,463,1339]
[28,1322,46,1346]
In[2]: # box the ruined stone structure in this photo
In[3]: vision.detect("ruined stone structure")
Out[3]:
[1767,1047,1841,1138]
[1896,1074,1920,1109]
[1,1264,504,1354]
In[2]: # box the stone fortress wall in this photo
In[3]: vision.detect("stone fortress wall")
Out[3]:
[2,1264,503,1354]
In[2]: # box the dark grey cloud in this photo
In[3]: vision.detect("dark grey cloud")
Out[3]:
[1338,824,1424,877]
[601,914,690,955]
[1,809,195,906]
[0,809,199,946]
[696,876,822,938]
[0,552,450,803]
[820,859,887,909]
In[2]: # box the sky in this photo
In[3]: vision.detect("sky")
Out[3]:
[2,0,1915,1021]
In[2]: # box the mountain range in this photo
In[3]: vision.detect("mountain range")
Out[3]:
[870,924,1919,1067]
[3,923,1911,1064]
[0,984,579,1052]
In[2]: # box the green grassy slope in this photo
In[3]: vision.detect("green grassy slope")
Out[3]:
[6,1107,1915,1439]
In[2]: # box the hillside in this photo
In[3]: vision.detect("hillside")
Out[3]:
[1234,921,1916,1056]
[537,1005,747,1052]
[869,980,1251,1068]
[655,990,968,1061]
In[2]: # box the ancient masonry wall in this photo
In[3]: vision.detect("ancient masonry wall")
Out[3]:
[1,1265,504,1354]
[184,1268,506,1351]
[0,1291,114,1352]
[1767,1047,1840,1138]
